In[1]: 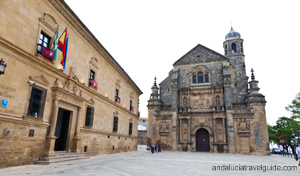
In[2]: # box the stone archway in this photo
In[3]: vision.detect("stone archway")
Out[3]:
[196,128,210,152]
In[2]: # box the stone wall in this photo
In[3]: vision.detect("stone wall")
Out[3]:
[0,0,142,168]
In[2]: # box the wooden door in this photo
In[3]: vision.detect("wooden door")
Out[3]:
[196,129,210,152]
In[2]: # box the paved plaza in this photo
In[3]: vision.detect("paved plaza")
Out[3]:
[0,150,299,176]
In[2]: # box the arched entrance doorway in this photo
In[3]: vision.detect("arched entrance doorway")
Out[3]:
[196,128,210,152]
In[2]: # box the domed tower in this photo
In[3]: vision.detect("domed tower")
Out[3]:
[223,27,245,75]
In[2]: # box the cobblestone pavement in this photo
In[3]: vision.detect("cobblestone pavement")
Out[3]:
[0,151,299,176]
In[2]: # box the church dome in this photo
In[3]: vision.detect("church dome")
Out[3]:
[225,27,241,40]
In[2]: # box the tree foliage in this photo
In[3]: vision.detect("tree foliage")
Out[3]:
[286,92,300,120]
[268,91,300,155]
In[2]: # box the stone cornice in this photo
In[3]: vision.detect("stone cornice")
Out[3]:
[48,0,142,95]
[80,128,138,139]
[0,113,50,128]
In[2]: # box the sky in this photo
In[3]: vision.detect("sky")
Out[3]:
[64,0,300,125]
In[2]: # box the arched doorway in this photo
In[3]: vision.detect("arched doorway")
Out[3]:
[196,128,210,152]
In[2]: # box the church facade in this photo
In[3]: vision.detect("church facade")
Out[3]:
[147,28,269,155]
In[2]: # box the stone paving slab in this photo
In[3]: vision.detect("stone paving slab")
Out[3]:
[0,151,299,176]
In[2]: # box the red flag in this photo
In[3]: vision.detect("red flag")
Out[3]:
[41,46,54,62]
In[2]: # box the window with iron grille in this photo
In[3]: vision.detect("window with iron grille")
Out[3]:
[113,116,118,132]
[27,85,47,118]
[85,106,94,127]
[129,122,133,135]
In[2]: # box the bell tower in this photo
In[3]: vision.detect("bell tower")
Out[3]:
[223,27,246,75]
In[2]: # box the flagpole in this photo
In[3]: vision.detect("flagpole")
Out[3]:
[58,27,67,40]
[51,25,59,49]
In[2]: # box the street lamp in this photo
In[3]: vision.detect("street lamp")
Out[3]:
[0,58,7,75]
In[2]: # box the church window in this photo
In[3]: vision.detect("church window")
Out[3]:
[85,106,94,127]
[192,75,196,83]
[129,122,133,135]
[241,42,243,53]
[231,43,236,53]
[225,44,227,55]
[27,85,47,118]
[205,74,209,82]
[197,71,204,83]
[113,116,118,132]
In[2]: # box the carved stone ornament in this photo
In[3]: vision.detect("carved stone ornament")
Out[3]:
[192,97,210,109]
[39,13,57,31]
[225,78,231,85]
[89,57,99,69]
[116,79,121,88]
[113,111,119,116]
[86,98,95,105]
[237,119,250,131]
[183,97,188,107]
[62,80,70,90]
[130,92,134,99]
[54,78,59,87]
[52,87,85,107]
[159,121,170,131]
[29,74,49,86]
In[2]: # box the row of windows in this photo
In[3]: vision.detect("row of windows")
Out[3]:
[192,71,209,84]
[27,86,133,135]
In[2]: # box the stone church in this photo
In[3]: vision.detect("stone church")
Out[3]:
[147,27,269,155]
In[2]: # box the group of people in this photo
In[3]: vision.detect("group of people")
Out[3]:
[150,143,161,154]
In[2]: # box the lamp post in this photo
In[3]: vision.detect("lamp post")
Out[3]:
[0,58,7,75]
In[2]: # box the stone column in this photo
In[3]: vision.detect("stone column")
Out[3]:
[44,98,59,156]
[223,118,227,143]
[187,117,191,142]
[179,119,182,142]
[74,107,82,153]
[48,99,59,137]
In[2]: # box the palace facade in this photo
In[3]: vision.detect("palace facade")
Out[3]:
[0,0,142,168]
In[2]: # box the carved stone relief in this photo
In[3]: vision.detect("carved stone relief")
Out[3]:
[183,97,187,107]
[89,57,99,69]
[237,119,250,131]
[192,97,210,109]
[159,121,170,131]
[29,74,49,86]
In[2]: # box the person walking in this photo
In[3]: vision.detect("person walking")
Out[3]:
[150,143,155,154]
[155,144,157,153]
[296,144,300,166]
[158,144,161,152]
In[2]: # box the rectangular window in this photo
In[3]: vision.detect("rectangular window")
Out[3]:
[85,106,94,127]
[129,122,133,135]
[27,85,47,118]
[113,116,118,132]
[130,100,132,111]
[115,89,120,103]
[90,70,95,80]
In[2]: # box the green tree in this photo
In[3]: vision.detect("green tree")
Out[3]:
[286,92,300,120]
[272,117,300,155]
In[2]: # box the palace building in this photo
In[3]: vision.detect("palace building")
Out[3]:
[0,0,142,168]
[147,27,270,155]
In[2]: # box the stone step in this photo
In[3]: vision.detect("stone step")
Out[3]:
[35,152,88,165]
